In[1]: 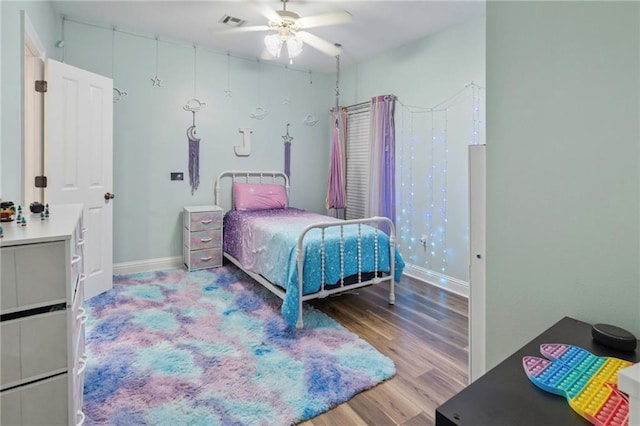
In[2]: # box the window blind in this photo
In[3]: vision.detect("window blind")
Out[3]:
[345,108,371,220]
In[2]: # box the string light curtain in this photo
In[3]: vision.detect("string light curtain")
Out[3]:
[368,95,396,233]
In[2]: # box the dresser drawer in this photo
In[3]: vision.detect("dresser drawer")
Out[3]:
[185,248,222,270]
[1,310,67,388]
[1,242,67,313]
[1,373,69,426]
[184,229,222,250]
[187,211,222,232]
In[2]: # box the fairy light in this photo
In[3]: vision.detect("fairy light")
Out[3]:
[394,82,484,277]
[408,110,416,262]
[472,83,480,145]
[441,109,449,274]
[398,104,408,248]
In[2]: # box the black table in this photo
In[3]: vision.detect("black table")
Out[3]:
[436,316,639,425]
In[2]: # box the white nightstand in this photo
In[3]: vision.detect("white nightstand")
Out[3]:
[183,205,223,271]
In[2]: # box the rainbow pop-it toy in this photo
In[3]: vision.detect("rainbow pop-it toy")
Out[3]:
[523,344,634,426]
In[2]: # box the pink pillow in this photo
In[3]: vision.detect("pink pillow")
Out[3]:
[233,183,288,211]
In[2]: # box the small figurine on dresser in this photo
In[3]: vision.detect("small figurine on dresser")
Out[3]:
[29,202,45,214]
[0,200,15,222]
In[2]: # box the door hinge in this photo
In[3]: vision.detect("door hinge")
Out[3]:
[35,176,47,188]
[35,80,48,93]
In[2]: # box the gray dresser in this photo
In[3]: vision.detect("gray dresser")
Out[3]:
[1,204,87,426]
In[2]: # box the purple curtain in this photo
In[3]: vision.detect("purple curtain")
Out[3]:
[325,108,346,214]
[284,142,291,178]
[369,95,396,232]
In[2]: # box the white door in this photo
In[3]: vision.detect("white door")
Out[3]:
[469,144,487,382]
[45,59,114,299]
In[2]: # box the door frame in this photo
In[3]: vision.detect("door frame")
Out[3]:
[21,10,46,205]
[469,144,487,382]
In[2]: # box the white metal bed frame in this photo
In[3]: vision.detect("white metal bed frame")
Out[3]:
[214,170,397,328]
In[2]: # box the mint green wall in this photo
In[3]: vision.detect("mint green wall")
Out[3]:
[1,1,59,202]
[486,1,640,368]
[340,15,486,284]
[59,19,334,264]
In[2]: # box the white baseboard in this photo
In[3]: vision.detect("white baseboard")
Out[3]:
[403,263,469,298]
[113,256,183,275]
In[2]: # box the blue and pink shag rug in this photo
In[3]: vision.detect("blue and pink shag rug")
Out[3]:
[83,266,395,425]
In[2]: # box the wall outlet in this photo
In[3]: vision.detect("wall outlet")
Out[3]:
[170,172,184,181]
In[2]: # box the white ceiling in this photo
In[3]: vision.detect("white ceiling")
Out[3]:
[51,1,485,73]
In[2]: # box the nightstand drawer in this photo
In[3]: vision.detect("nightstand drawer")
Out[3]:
[184,230,221,250]
[187,212,222,232]
[185,248,222,270]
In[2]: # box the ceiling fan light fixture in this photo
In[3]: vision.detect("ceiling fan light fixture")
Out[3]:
[286,35,303,58]
[264,33,283,57]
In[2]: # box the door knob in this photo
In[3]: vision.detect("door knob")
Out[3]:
[104,192,115,200]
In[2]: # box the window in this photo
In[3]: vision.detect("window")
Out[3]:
[344,106,371,220]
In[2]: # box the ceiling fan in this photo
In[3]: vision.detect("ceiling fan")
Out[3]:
[214,0,352,62]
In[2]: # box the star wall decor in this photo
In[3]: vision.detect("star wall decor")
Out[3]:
[282,132,293,144]
[151,38,162,88]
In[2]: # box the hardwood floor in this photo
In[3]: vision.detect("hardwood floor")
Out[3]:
[303,276,469,426]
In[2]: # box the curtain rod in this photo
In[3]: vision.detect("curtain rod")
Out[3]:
[330,100,368,113]
[332,94,397,112]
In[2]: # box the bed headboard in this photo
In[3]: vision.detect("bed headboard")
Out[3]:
[214,170,290,212]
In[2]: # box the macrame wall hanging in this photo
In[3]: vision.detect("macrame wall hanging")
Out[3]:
[282,123,293,178]
[183,45,206,195]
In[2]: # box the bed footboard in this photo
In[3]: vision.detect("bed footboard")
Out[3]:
[295,217,396,329]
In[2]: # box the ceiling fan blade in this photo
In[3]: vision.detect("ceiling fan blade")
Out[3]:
[297,11,353,29]
[254,2,282,23]
[210,25,271,35]
[297,31,343,56]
